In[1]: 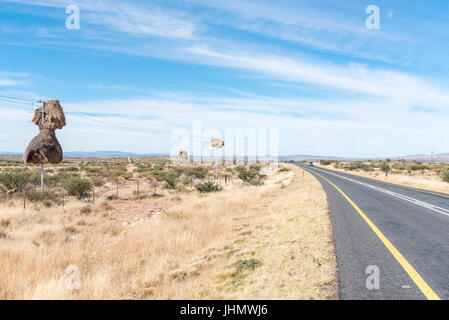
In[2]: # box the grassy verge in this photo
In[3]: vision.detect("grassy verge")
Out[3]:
[168,164,337,299]
[315,162,449,195]
[0,163,336,299]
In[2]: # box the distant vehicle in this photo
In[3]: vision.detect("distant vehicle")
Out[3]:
[308,162,314,167]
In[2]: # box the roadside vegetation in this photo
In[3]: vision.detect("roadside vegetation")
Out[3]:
[0,157,337,299]
[316,159,449,194]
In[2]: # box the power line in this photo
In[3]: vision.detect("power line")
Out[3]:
[0,94,212,142]
[64,106,173,138]
[0,94,42,107]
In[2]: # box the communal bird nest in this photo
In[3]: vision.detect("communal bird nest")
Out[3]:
[210,138,224,149]
[24,100,66,165]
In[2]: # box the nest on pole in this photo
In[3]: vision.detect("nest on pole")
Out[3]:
[210,138,224,148]
[24,100,66,164]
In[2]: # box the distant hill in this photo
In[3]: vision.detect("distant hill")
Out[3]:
[64,151,168,158]
[1,151,448,161]
[0,151,21,156]
[0,151,168,158]
[279,154,356,161]
[395,153,449,161]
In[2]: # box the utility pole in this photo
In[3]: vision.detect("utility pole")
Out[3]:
[39,99,45,197]
[431,150,434,164]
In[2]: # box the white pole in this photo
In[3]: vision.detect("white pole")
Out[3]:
[41,164,44,196]
[40,102,44,197]
[215,148,218,180]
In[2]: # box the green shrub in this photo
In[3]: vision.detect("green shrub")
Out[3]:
[379,162,390,174]
[278,167,291,172]
[195,181,221,193]
[161,172,178,189]
[237,166,264,186]
[408,163,427,171]
[80,205,92,215]
[63,177,92,199]
[442,169,449,183]
[320,160,332,166]
[121,172,133,180]
[90,177,105,187]
[186,167,208,179]
[0,171,40,192]
[26,189,61,203]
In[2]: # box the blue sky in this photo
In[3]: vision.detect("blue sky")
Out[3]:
[0,0,449,157]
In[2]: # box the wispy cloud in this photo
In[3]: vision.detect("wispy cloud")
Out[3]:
[3,0,197,39]
[187,46,449,110]
[0,71,30,86]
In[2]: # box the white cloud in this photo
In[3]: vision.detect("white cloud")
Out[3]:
[187,46,449,110]
[4,0,196,39]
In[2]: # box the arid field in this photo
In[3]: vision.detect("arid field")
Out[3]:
[314,159,449,194]
[0,158,336,299]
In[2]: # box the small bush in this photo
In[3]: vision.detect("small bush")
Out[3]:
[64,226,78,234]
[195,181,221,193]
[237,167,264,186]
[379,162,390,174]
[0,219,11,228]
[0,171,40,192]
[186,167,208,179]
[161,172,178,189]
[90,177,105,187]
[63,177,92,199]
[80,205,92,215]
[442,169,449,183]
[408,163,427,171]
[320,160,332,166]
[236,259,261,272]
[278,167,291,172]
[121,172,133,180]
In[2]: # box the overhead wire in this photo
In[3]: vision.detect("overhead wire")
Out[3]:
[0,94,213,143]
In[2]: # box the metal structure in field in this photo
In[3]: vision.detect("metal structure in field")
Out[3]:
[210,138,225,180]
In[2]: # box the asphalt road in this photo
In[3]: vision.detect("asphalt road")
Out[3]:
[297,163,449,300]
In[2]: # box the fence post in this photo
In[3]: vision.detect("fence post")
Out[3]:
[136,179,139,199]
[116,180,119,198]
[92,186,95,204]
[23,189,26,213]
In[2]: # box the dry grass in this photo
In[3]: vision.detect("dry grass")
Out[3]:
[315,162,449,194]
[0,162,336,300]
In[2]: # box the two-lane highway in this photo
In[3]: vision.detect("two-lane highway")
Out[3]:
[297,164,449,300]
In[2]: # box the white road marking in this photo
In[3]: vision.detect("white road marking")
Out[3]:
[310,167,449,217]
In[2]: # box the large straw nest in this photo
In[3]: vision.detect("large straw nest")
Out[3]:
[24,100,66,164]
[210,138,224,148]
[24,129,63,164]
[32,100,66,130]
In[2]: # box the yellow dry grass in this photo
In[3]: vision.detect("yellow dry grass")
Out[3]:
[0,164,336,300]
[315,163,449,194]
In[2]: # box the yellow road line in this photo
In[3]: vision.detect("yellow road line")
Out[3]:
[315,165,449,199]
[309,169,441,300]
